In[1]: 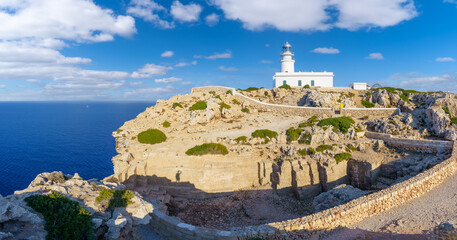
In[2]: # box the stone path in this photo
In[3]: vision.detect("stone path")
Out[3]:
[324,170,457,239]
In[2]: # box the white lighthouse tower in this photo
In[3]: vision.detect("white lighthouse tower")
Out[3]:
[273,42,334,88]
[280,42,294,73]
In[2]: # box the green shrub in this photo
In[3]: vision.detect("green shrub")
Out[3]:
[25,191,93,240]
[131,136,136,140]
[189,101,207,111]
[286,127,303,142]
[172,102,183,109]
[361,100,375,108]
[219,102,231,112]
[304,84,310,89]
[96,189,134,208]
[298,131,312,144]
[116,129,123,133]
[234,136,247,144]
[232,99,241,105]
[209,91,215,95]
[335,152,352,164]
[451,117,457,125]
[399,94,410,103]
[137,129,167,144]
[354,127,364,132]
[346,144,357,152]
[162,121,171,128]
[214,95,222,101]
[252,129,278,140]
[185,143,229,156]
[297,149,308,157]
[443,107,451,117]
[279,84,292,90]
[241,108,250,113]
[264,91,268,96]
[316,144,333,152]
[307,147,316,155]
[318,116,355,134]
[226,90,233,95]
[299,115,319,128]
[366,92,372,97]
[403,89,423,94]
[243,87,259,92]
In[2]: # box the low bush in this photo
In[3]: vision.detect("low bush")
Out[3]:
[335,152,352,164]
[96,189,134,208]
[234,136,247,144]
[354,127,364,132]
[279,84,291,90]
[297,149,307,157]
[298,131,312,144]
[318,116,355,134]
[299,115,319,128]
[252,129,278,140]
[137,129,167,144]
[451,117,457,125]
[264,91,268,96]
[361,100,375,108]
[443,107,451,117]
[307,147,316,155]
[399,94,410,103]
[304,84,310,89]
[25,191,93,240]
[172,102,183,109]
[185,143,229,156]
[219,102,231,112]
[286,127,303,142]
[243,87,259,92]
[316,144,333,152]
[241,108,250,113]
[226,90,233,95]
[189,101,207,111]
[214,95,222,101]
[346,144,357,152]
[116,129,123,133]
[209,91,215,95]
[232,99,241,105]
[162,121,171,128]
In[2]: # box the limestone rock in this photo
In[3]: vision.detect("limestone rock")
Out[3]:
[312,184,366,212]
[347,159,372,190]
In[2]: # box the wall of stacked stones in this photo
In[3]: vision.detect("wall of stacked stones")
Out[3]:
[365,131,453,153]
[192,86,399,118]
[341,108,400,118]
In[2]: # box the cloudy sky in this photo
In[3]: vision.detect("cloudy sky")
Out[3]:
[0,0,456,101]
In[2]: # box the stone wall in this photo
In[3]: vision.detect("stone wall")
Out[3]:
[147,139,457,239]
[341,107,400,118]
[192,86,399,119]
[365,131,453,153]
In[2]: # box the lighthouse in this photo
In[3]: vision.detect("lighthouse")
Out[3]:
[273,42,334,88]
[280,42,295,73]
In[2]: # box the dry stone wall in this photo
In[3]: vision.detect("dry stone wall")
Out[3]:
[341,107,400,118]
[365,131,453,153]
[147,139,457,240]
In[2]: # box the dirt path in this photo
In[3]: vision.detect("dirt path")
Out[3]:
[324,171,457,239]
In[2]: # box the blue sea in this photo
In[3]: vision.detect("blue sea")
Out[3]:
[0,102,153,196]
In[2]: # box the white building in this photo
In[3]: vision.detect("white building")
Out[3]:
[273,42,334,88]
[349,82,370,90]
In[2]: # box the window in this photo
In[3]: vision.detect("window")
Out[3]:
[311,80,315,87]
[283,80,287,85]
[298,80,302,86]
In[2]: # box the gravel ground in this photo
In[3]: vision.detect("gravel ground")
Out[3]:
[323,171,457,239]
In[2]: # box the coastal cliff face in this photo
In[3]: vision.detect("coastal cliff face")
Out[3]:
[110,87,457,200]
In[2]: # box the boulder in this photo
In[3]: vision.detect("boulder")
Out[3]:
[312,184,366,212]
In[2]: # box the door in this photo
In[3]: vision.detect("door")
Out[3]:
[298,80,302,86]
[311,80,315,87]
[283,80,287,85]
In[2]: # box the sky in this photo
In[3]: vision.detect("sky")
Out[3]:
[0,0,457,101]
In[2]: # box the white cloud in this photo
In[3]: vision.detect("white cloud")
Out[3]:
[127,0,174,29]
[385,73,457,93]
[130,81,143,85]
[26,79,40,83]
[365,52,384,60]
[161,50,174,58]
[436,57,455,62]
[205,13,220,26]
[444,0,457,4]
[195,51,232,59]
[154,77,182,83]
[131,64,171,78]
[260,60,272,64]
[218,66,238,71]
[170,1,202,22]
[181,81,192,85]
[0,0,136,42]
[175,60,197,67]
[265,44,270,47]
[311,47,340,54]
[210,0,417,32]
[123,85,177,97]
[0,84,6,88]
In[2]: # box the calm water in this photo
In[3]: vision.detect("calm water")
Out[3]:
[0,102,153,196]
